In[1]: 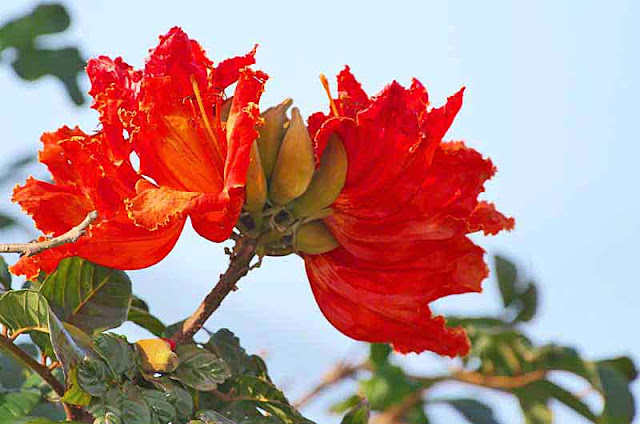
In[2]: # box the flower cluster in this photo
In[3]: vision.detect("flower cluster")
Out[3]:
[11,28,513,357]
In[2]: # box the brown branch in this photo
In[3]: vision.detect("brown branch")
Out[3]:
[0,333,65,396]
[171,237,258,344]
[0,210,98,256]
[451,369,547,390]
[294,362,363,408]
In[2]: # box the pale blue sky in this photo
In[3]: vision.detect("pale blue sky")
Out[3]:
[0,1,637,423]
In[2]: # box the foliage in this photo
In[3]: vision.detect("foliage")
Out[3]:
[326,255,637,424]
[0,255,634,423]
[0,3,86,105]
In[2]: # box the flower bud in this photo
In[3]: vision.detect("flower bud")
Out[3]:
[135,338,179,373]
[269,107,315,205]
[244,141,267,212]
[291,133,347,218]
[257,98,293,180]
[294,221,339,254]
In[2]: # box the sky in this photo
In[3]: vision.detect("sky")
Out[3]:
[0,1,638,423]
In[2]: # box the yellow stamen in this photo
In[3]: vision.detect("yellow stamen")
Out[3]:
[319,73,339,117]
[190,75,224,162]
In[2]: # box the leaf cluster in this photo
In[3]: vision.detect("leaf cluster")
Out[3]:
[328,255,637,424]
[0,3,86,105]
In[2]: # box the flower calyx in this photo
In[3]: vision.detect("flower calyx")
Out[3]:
[238,99,347,257]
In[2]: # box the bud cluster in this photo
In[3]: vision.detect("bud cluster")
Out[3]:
[237,99,347,256]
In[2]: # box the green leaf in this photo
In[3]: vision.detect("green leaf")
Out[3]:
[206,329,254,375]
[0,389,40,420]
[513,283,538,323]
[597,363,635,424]
[0,256,11,292]
[0,290,49,336]
[88,385,151,424]
[515,380,596,422]
[444,399,501,424]
[47,309,94,376]
[0,344,38,389]
[76,357,111,397]
[340,399,370,424]
[0,4,70,50]
[1,418,82,424]
[143,389,177,424]
[60,367,91,406]
[221,376,313,424]
[40,257,132,334]
[127,297,166,337]
[518,398,551,424]
[94,333,136,379]
[361,365,416,410]
[29,332,56,360]
[597,356,638,382]
[330,395,363,414]
[494,255,518,307]
[195,410,239,424]
[369,344,392,370]
[149,378,193,421]
[172,344,231,391]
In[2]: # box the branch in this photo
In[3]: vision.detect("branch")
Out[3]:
[451,369,548,390]
[294,362,363,408]
[0,333,65,396]
[0,210,98,256]
[171,236,258,344]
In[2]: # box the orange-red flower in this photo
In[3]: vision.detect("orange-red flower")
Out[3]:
[303,67,514,357]
[11,27,268,279]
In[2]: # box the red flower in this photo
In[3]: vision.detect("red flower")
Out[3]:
[11,27,267,279]
[303,67,514,357]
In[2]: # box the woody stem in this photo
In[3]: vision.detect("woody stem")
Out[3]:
[171,237,258,344]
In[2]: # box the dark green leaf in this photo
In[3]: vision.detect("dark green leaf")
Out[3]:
[361,365,417,410]
[144,389,177,424]
[195,410,239,424]
[149,378,193,421]
[40,257,132,334]
[0,344,38,389]
[60,367,90,407]
[88,385,151,424]
[206,329,254,375]
[0,290,49,335]
[494,255,518,307]
[127,297,166,337]
[94,333,136,379]
[162,320,186,339]
[518,398,551,424]
[340,399,369,424]
[0,214,17,230]
[597,356,638,382]
[47,310,94,376]
[222,376,313,424]
[1,418,82,424]
[330,395,363,414]
[172,344,231,391]
[77,357,111,397]
[0,389,40,420]
[29,332,56,360]
[0,4,70,50]
[444,399,501,424]
[598,363,635,424]
[369,344,392,370]
[514,284,538,323]
[515,380,596,422]
[12,47,85,105]
[0,256,11,292]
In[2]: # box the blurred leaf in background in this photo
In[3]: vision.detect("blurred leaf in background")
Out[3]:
[0,3,86,105]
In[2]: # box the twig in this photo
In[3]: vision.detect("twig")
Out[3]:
[451,369,547,390]
[294,362,363,408]
[0,211,98,256]
[171,237,258,344]
[0,333,65,396]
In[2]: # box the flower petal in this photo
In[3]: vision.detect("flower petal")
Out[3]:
[304,239,488,356]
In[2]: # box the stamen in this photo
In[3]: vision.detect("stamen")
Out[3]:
[319,73,339,117]
[190,75,224,161]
